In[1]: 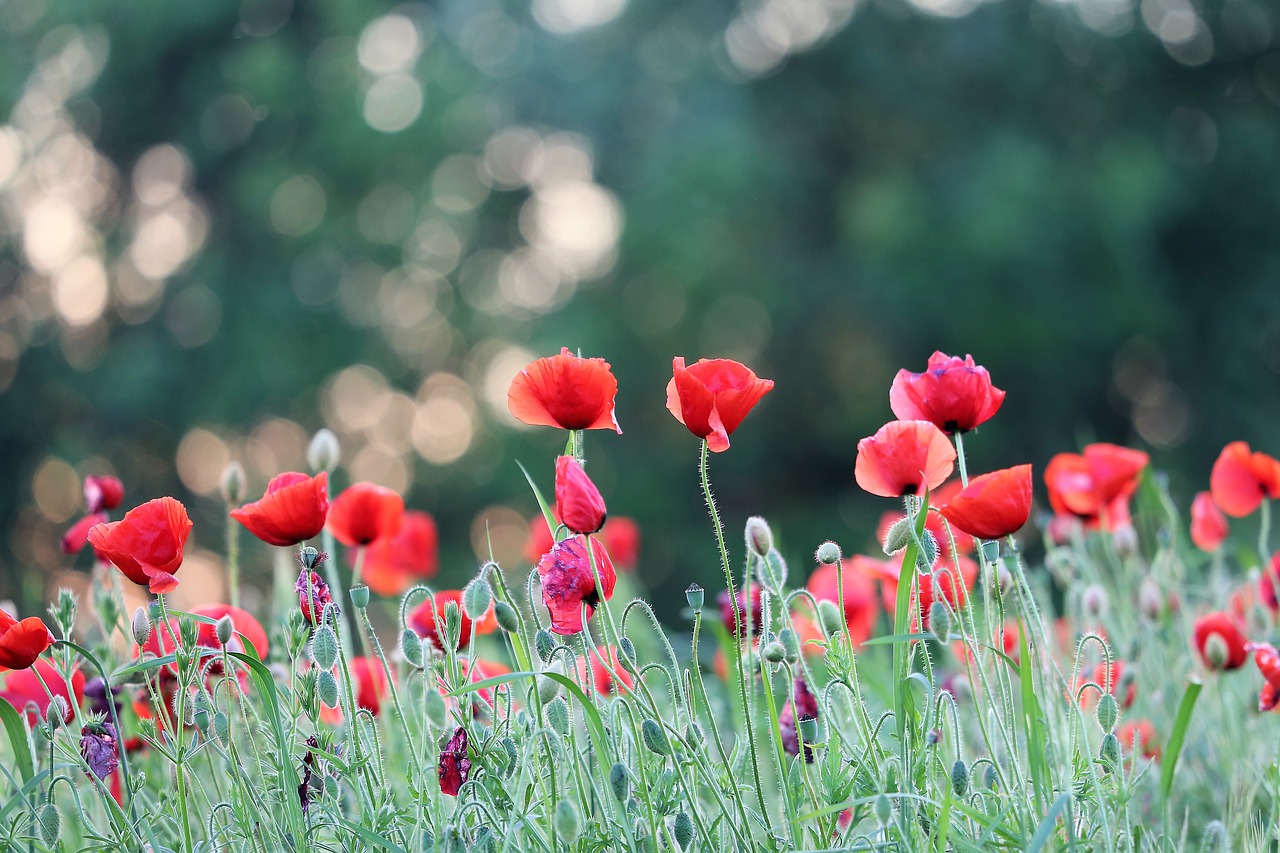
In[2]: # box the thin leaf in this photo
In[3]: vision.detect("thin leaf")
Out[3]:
[1027,793,1071,852]
[516,460,558,547]
[0,697,33,784]
[1161,676,1203,803]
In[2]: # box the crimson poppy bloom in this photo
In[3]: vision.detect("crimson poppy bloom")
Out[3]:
[666,357,774,452]
[1044,445,1148,530]
[1189,491,1229,552]
[555,456,607,535]
[231,472,330,547]
[601,517,640,569]
[537,535,616,635]
[408,590,497,652]
[1249,642,1280,711]
[438,726,471,796]
[888,351,1005,435]
[1193,612,1248,670]
[876,555,978,629]
[578,645,635,696]
[1114,719,1160,761]
[0,660,84,725]
[1210,441,1280,518]
[778,678,819,762]
[84,475,125,513]
[718,583,764,639]
[88,497,193,594]
[360,510,438,597]
[806,558,880,646]
[937,465,1033,540]
[855,420,956,498]
[328,483,404,547]
[0,609,55,671]
[507,347,621,433]
[61,512,109,556]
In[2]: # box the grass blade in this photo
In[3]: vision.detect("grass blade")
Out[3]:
[1161,676,1203,804]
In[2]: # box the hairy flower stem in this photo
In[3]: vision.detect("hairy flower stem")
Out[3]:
[157,594,196,853]
[699,441,772,837]
[226,508,241,610]
[321,527,355,656]
[1260,498,1272,574]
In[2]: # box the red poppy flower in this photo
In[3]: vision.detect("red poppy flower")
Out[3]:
[938,465,1033,540]
[0,609,55,671]
[555,456,607,535]
[61,512,108,556]
[1189,491,1228,552]
[1193,612,1248,670]
[328,482,404,547]
[88,497,193,594]
[1114,719,1160,760]
[889,351,1005,435]
[537,535,616,635]
[1044,445,1147,530]
[0,660,84,725]
[806,558,879,646]
[408,590,497,652]
[855,420,956,498]
[579,645,635,696]
[231,472,330,547]
[876,554,978,629]
[320,658,389,724]
[1250,642,1280,711]
[84,475,125,513]
[142,604,269,677]
[718,583,764,639]
[1210,441,1280,518]
[438,726,471,796]
[602,517,640,569]
[360,510,438,597]
[507,347,621,433]
[665,357,774,452]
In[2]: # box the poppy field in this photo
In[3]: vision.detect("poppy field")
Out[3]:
[2,348,1279,852]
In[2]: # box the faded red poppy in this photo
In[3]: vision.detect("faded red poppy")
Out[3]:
[297,569,335,625]
[88,497,193,594]
[938,465,1033,540]
[877,555,978,629]
[408,590,497,652]
[537,535,616,635]
[61,512,108,556]
[555,456,607,535]
[360,510,438,597]
[1044,445,1147,531]
[1210,441,1280,518]
[778,678,819,762]
[320,658,389,724]
[507,347,621,433]
[0,609,55,671]
[0,660,84,725]
[328,483,404,547]
[438,726,471,796]
[1258,553,1280,613]
[855,420,956,498]
[1115,719,1160,761]
[579,645,635,696]
[84,475,125,513]
[806,558,879,646]
[1193,612,1248,671]
[888,352,1005,435]
[718,583,764,639]
[1189,491,1229,552]
[602,517,640,569]
[666,357,774,452]
[231,472,330,547]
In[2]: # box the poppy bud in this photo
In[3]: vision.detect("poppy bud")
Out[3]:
[463,577,493,622]
[213,711,230,744]
[538,663,564,704]
[554,457,607,535]
[817,600,844,637]
[535,629,556,664]
[493,601,520,634]
[883,517,912,556]
[311,626,339,670]
[350,585,370,610]
[1097,693,1119,733]
[617,636,638,674]
[875,794,893,825]
[685,722,704,751]
[762,641,787,664]
[308,429,341,474]
[132,606,151,647]
[178,616,199,649]
[685,584,704,613]
[554,800,581,845]
[760,549,788,592]
[424,687,447,730]
[1112,523,1138,559]
[927,602,951,641]
[815,540,842,565]
[1200,820,1227,852]
[1138,577,1163,621]
[917,530,940,572]
[745,517,773,558]
[37,803,59,847]
[641,718,670,756]
[778,628,800,663]
[443,601,462,650]
[1202,633,1230,671]
[220,461,246,505]
[673,812,693,850]
[401,630,423,668]
[1099,732,1121,770]
[215,614,235,647]
[545,697,570,736]
[1082,584,1107,621]
[951,759,969,798]
[318,670,339,709]
[609,762,630,802]
[983,764,998,790]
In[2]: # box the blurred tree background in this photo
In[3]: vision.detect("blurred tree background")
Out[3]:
[0,0,1277,619]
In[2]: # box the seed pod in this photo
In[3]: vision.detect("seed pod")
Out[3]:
[744,516,773,558]
[609,762,630,802]
[1099,732,1121,770]
[424,687,447,730]
[535,629,556,664]
[349,585,370,610]
[981,540,1001,563]
[494,601,520,634]
[311,626,339,671]
[642,719,670,756]
[950,759,969,798]
[685,584,704,612]
[1096,693,1119,733]
[401,629,423,668]
[545,697,570,736]
[815,540,842,565]
[883,517,912,556]
[673,812,694,850]
[463,576,493,622]
[317,670,339,709]
[37,802,59,846]
[554,800,581,845]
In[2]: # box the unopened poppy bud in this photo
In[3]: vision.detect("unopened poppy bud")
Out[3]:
[798,714,819,750]
[875,793,893,825]
[917,530,939,571]
[317,670,339,709]
[883,517,912,556]
[815,540,842,565]
[984,763,998,789]
[554,457,607,535]
[307,429,341,474]
[1096,693,1119,733]
[642,718,670,755]
[927,602,951,641]
[463,576,493,622]
[817,600,844,637]
[778,628,800,663]
[545,697,570,736]
[1203,632,1230,670]
[538,663,564,704]
[311,626,339,670]
[1112,523,1138,558]
[220,461,246,505]
[762,641,787,664]
[745,516,773,558]
[179,616,199,649]
[37,802,59,846]
[761,549,788,591]
[673,812,694,850]
[215,614,235,647]
[685,583,704,613]
[981,540,1002,563]
[132,606,152,647]
[554,799,581,845]
[1099,732,1121,769]
[213,711,229,744]
[1138,577,1163,620]
[618,637,638,676]
[443,601,462,649]
[951,759,969,798]
[401,630,423,668]
[609,762,630,802]
[685,722,704,750]
[350,584,370,610]
[424,687,447,729]
[1082,584,1107,620]
[493,601,520,634]
[1200,820,1227,852]
[46,696,68,729]
[535,629,556,663]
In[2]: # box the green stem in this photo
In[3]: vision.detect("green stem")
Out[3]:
[953,431,969,487]
[1260,498,1272,571]
[156,594,196,853]
[225,507,240,610]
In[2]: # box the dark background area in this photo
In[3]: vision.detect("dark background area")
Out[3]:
[0,0,1276,619]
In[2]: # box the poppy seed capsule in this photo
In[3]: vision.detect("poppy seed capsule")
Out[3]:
[685,584,704,613]
[815,540,842,565]
[349,585,370,610]
[1203,633,1231,670]
[745,516,773,558]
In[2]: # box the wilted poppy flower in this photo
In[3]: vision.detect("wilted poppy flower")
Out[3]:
[328,483,404,547]
[84,476,125,514]
[0,609,55,671]
[1210,441,1280,518]
[537,535,617,635]
[1044,445,1148,530]
[438,726,471,796]
[889,352,1005,435]
[718,584,764,639]
[555,456,607,535]
[297,569,335,625]
[855,420,956,498]
[88,497,193,594]
[666,357,774,452]
[0,660,85,725]
[408,590,497,652]
[938,465,1033,540]
[80,720,120,780]
[361,511,438,597]
[1114,719,1160,761]
[231,472,330,547]
[507,347,621,433]
[1193,612,1248,671]
[806,558,879,646]
[1189,491,1229,552]
[579,645,635,696]
[61,512,109,556]
[778,678,819,762]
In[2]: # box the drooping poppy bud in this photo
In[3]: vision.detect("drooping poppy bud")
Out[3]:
[327,483,404,547]
[438,726,471,796]
[84,476,125,514]
[536,535,616,635]
[87,497,192,594]
[666,357,774,452]
[555,457,607,535]
[937,465,1033,540]
[888,351,1005,435]
[855,420,956,498]
[231,472,329,547]
[507,347,622,433]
